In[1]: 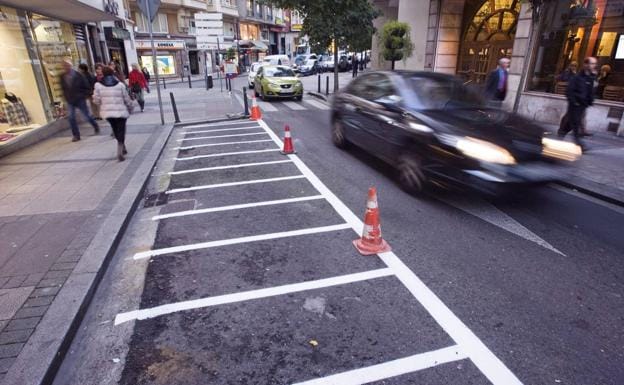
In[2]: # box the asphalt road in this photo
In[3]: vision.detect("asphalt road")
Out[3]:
[53,80,624,385]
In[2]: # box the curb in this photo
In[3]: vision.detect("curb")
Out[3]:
[2,123,176,385]
[307,91,329,102]
[555,179,624,207]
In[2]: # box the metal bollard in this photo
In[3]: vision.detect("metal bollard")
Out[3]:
[205,73,209,90]
[188,75,192,89]
[162,77,167,89]
[169,92,180,123]
[243,87,249,116]
[325,76,329,96]
[318,73,321,93]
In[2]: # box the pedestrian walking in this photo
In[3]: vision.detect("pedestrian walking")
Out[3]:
[142,66,151,93]
[93,66,134,162]
[108,61,126,83]
[352,55,359,78]
[484,58,510,105]
[560,56,597,152]
[128,63,148,112]
[61,60,100,142]
[79,63,99,122]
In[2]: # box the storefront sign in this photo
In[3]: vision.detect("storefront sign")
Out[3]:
[291,24,302,31]
[224,62,237,75]
[136,40,185,50]
[616,35,624,59]
[275,17,284,25]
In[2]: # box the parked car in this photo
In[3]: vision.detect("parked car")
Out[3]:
[337,55,350,72]
[248,62,263,87]
[320,55,335,72]
[330,71,582,195]
[262,55,291,66]
[298,59,321,76]
[254,65,304,101]
[293,54,317,72]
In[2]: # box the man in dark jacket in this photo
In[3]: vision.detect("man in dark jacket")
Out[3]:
[484,58,510,104]
[61,60,99,141]
[561,56,597,151]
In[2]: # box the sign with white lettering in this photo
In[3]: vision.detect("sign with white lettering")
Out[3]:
[136,40,185,50]
[194,13,224,50]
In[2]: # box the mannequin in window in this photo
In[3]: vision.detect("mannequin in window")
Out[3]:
[596,64,611,99]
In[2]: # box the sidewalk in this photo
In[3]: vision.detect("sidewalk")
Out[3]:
[0,90,240,384]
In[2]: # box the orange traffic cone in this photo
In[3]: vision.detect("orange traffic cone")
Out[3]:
[353,187,391,255]
[281,125,296,154]
[249,93,262,121]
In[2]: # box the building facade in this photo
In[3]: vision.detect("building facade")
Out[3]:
[372,0,624,134]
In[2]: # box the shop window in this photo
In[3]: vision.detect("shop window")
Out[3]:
[527,0,624,102]
[0,8,49,144]
[135,12,168,34]
[140,55,176,76]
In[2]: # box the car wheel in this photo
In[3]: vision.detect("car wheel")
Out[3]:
[332,118,348,149]
[295,95,302,101]
[397,153,427,194]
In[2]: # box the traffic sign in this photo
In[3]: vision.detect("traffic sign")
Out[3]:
[137,0,160,23]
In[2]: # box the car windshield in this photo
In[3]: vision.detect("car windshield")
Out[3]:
[265,67,295,77]
[402,76,485,110]
[295,56,306,65]
[305,59,315,65]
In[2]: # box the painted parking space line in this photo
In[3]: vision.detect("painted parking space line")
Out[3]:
[183,126,261,135]
[293,345,468,385]
[166,175,306,194]
[255,120,523,385]
[178,132,267,142]
[168,160,293,176]
[152,195,325,220]
[175,149,281,161]
[257,100,279,112]
[183,120,257,129]
[282,101,307,111]
[303,99,330,110]
[133,223,352,260]
[175,139,273,151]
[114,268,393,325]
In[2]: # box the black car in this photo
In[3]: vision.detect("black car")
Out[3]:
[331,71,582,195]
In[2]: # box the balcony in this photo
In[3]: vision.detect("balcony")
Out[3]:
[206,0,239,16]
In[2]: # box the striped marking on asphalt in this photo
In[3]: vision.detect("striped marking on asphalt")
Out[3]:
[303,99,330,110]
[152,195,325,220]
[293,346,468,385]
[178,132,267,142]
[184,126,261,135]
[166,175,306,194]
[282,101,307,110]
[183,120,255,129]
[175,139,273,150]
[132,223,352,260]
[114,268,393,325]
[168,159,293,175]
[175,149,281,161]
[257,100,278,112]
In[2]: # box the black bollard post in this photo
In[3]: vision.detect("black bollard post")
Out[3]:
[162,77,166,90]
[188,75,192,88]
[243,87,249,116]
[205,72,208,90]
[169,92,181,123]
[317,73,321,93]
[325,76,329,96]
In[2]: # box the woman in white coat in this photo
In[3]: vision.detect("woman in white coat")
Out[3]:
[93,66,133,161]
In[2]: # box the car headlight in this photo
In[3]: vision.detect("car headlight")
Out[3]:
[295,81,303,88]
[440,135,516,165]
[542,137,582,161]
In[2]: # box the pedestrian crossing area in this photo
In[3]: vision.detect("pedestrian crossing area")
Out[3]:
[254,98,330,112]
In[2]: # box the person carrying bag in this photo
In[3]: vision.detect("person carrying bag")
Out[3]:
[128,63,148,112]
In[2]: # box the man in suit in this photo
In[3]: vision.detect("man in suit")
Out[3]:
[560,56,597,151]
[484,58,510,105]
[61,60,99,142]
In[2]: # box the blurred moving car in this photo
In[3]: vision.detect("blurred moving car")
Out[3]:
[254,65,303,101]
[298,58,321,76]
[330,71,582,195]
[248,62,263,87]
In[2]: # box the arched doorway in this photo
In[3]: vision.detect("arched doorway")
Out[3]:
[458,0,521,84]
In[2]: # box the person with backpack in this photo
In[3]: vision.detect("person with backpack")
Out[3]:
[128,63,148,112]
[93,66,134,161]
[61,60,100,141]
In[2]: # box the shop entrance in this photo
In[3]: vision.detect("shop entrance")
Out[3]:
[457,0,520,85]
[189,51,199,75]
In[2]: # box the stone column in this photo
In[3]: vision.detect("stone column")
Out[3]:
[433,0,464,74]
[371,1,398,70]
[394,0,429,70]
[505,2,533,111]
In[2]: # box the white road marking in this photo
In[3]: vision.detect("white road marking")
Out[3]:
[132,223,352,260]
[293,345,468,385]
[114,268,393,325]
[303,99,330,110]
[440,196,565,256]
[176,149,280,161]
[184,126,260,135]
[152,195,325,220]
[180,132,265,142]
[183,120,256,129]
[175,139,273,151]
[282,101,307,110]
[257,119,524,385]
[166,175,306,194]
[168,159,293,175]
[257,100,278,112]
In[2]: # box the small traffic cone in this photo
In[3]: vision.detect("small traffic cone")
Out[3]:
[281,125,296,154]
[353,187,391,255]
[249,93,262,121]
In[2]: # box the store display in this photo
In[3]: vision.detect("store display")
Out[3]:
[1,92,31,127]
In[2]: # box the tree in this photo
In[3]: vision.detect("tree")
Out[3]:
[379,20,414,70]
[225,47,237,61]
[260,0,379,90]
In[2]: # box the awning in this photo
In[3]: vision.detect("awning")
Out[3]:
[0,0,119,23]
[237,40,269,51]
